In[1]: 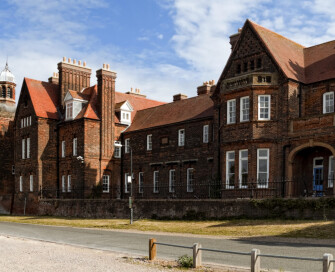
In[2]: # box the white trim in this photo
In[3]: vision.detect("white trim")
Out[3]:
[187,168,194,192]
[125,138,130,153]
[65,101,73,120]
[29,175,33,192]
[153,171,159,193]
[258,95,271,120]
[147,134,152,151]
[26,138,30,159]
[124,173,129,193]
[226,151,235,189]
[178,129,185,146]
[62,175,66,192]
[239,149,248,188]
[19,176,23,192]
[169,169,176,193]
[240,96,249,122]
[328,156,334,188]
[323,91,334,114]
[227,99,236,124]
[203,125,209,143]
[67,175,71,192]
[102,175,110,193]
[22,138,25,159]
[114,145,121,158]
[257,148,269,188]
[313,157,324,168]
[73,138,77,156]
[61,141,66,158]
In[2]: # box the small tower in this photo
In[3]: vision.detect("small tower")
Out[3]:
[0,61,16,113]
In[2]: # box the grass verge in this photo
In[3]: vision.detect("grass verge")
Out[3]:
[0,215,334,239]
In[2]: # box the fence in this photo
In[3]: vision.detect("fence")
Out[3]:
[148,238,334,272]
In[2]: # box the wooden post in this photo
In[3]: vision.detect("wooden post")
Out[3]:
[149,238,156,261]
[323,253,333,272]
[251,249,260,272]
[193,243,202,268]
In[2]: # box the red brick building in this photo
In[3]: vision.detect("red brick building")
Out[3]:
[212,19,335,198]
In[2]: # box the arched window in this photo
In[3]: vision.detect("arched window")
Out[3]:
[1,86,5,98]
[7,87,11,98]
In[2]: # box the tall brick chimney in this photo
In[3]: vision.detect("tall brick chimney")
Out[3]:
[58,57,91,107]
[197,80,216,95]
[96,63,117,160]
[229,28,242,50]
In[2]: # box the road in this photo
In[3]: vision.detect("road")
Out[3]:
[0,221,334,271]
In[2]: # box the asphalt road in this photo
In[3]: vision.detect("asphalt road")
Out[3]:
[0,221,334,271]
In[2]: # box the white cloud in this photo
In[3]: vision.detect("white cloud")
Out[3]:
[157,34,164,40]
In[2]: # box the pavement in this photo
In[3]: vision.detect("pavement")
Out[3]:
[0,221,334,271]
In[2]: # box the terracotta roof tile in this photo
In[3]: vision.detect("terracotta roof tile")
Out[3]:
[25,78,59,119]
[68,90,90,101]
[126,94,213,132]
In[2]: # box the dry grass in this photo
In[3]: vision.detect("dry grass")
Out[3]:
[0,215,334,239]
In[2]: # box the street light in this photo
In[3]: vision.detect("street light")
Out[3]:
[114,141,134,224]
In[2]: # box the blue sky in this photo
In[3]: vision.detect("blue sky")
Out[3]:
[0,0,334,102]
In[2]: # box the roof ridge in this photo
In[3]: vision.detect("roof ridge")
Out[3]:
[115,91,165,104]
[305,39,335,50]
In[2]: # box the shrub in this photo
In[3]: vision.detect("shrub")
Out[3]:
[177,254,193,268]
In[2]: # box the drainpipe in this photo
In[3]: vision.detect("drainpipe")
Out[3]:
[120,133,124,199]
[217,106,221,180]
[298,84,302,118]
[282,144,291,197]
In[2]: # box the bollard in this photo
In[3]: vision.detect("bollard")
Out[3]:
[149,238,157,261]
[251,249,260,272]
[323,253,333,272]
[193,243,202,268]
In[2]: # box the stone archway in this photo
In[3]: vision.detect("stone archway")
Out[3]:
[287,140,335,196]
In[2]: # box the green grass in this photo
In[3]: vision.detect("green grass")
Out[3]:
[0,215,334,239]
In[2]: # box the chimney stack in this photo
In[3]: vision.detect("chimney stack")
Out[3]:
[173,93,188,102]
[229,28,242,50]
[125,87,146,97]
[197,80,216,95]
[48,72,59,84]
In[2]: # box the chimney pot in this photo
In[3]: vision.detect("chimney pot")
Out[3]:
[83,61,86,67]
[63,57,66,62]
[78,60,81,65]
[106,64,110,70]
[103,63,106,69]
[73,59,76,64]
[68,58,71,63]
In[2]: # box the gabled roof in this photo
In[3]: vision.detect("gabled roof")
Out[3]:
[65,90,90,102]
[115,100,134,112]
[126,94,213,132]
[25,78,59,119]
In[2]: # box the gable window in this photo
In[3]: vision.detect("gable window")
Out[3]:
[139,172,144,193]
[125,138,130,153]
[323,92,334,114]
[329,156,334,188]
[66,102,73,120]
[169,169,175,193]
[239,150,248,188]
[203,125,209,143]
[226,151,235,189]
[258,95,271,120]
[125,173,129,193]
[187,168,194,192]
[153,171,159,193]
[227,99,236,124]
[102,175,110,193]
[178,129,185,146]
[19,176,23,192]
[61,141,66,158]
[29,175,33,192]
[27,138,30,159]
[62,175,66,192]
[240,97,249,122]
[73,137,77,156]
[147,134,152,151]
[257,149,269,188]
[22,138,25,159]
[67,175,71,192]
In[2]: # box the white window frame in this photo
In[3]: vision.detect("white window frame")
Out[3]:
[226,151,235,189]
[65,101,73,120]
[169,169,176,193]
[61,140,66,158]
[73,137,77,156]
[24,117,26,127]
[27,138,30,159]
[125,173,129,193]
[258,95,271,120]
[62,175,66,192]
[114,146,121,158]
[178,129,185,146]
[29,116,32,126]
[21,119,23,128]
[153,171,159,193]
[19,176,23,192]
[239,150,248,188]
[187,168,194,192]
[257,148,270,188]
[240,96,249,122]
[29,175,33,192]
[67,175,71,192]
[227,99,236,124]
[125,138,130,154]
[139,172,144,193]
[328,156,334,188]
[323,91,334,114]
[147,134,152,151]
[203,125,209,143]
[22,138,25,159]
[102,175,110,193]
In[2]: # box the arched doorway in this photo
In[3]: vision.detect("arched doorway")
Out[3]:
[287,141,335,197]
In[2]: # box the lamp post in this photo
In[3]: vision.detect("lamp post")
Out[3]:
[115,141,133,224]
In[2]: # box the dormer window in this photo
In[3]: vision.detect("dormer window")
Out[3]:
[115,100,134,125]
[121,111,131,123]
[66,102,73,120]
